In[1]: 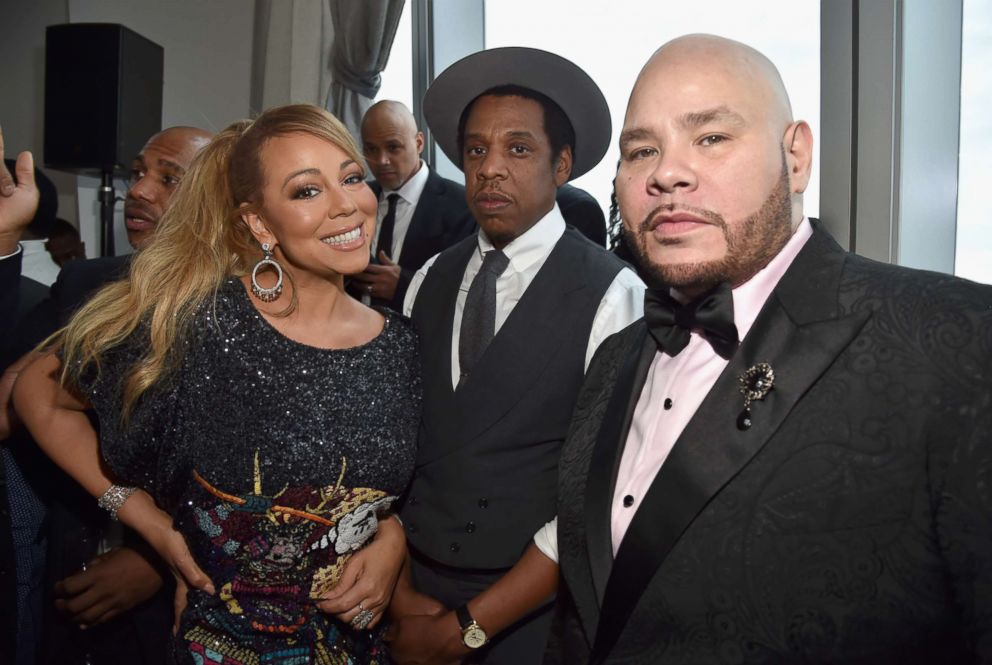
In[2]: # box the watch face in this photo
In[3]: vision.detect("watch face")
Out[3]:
[463,625,488,649]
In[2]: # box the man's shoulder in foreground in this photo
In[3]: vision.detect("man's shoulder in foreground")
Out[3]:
[844,248,992,305]
[833,245,992,358]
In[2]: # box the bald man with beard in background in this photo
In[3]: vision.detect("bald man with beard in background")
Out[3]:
[548,34,992,664]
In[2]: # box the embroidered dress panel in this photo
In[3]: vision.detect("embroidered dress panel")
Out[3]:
[75,278,422,664]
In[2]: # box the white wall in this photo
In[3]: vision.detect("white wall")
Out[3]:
[0,0,77,226]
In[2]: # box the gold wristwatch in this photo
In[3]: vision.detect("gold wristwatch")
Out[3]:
[455,604,488,649]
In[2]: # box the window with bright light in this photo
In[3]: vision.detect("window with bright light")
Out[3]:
[485,0,820,225]
[955,0,992,284]
[375,0,414,111]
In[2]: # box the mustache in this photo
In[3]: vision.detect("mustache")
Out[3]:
[638,204,726,233]
[124,198,159,221]
[474,185,511,200]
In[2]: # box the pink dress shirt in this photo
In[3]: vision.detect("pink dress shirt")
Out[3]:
[609,218,814,554]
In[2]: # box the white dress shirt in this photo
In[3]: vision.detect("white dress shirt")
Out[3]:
[404,203,645,389]
[372,160,430,262]
[20,238,60,286]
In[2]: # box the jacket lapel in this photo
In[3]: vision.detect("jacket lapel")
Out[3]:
[398,170,442,269]
[591,226,872,659]
[417,239,466,443]
[583,323,655,608]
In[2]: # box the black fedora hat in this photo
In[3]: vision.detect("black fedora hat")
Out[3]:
[424,47,611,180]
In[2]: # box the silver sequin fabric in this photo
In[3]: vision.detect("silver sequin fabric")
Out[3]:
[77,278,421,663]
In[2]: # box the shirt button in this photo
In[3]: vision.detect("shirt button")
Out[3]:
[408,523,418,534]
[478,498,489,508]
[623,495,635,508]
[450,542,461,553]
[408,496,418,505]
[663,398,673,410]
[465,521,476,534]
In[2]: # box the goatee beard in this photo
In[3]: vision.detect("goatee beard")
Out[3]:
[628,156,793,293]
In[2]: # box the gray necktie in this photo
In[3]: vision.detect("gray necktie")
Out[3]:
[458,249,510,386]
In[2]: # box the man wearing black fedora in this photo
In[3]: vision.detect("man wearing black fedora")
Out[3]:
[388,47,644,663]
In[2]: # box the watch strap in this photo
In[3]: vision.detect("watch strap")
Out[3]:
[455,603,474,631]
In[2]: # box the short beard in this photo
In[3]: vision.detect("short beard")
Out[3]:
[628,156,793,293]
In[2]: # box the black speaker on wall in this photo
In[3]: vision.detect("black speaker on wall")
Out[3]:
[44,23,164,175]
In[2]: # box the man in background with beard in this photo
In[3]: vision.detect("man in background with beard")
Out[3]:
[548,34,992,664]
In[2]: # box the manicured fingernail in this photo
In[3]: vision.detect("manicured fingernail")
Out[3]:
[1,185,13,195]
[205,583,216,595]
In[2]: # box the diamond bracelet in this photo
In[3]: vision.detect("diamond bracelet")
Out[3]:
[96,484,137,521]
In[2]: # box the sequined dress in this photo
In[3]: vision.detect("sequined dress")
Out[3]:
[77,278,421,665]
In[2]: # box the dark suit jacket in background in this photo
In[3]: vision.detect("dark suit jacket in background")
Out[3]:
[5,255,130,365]
[549,222,992,664]
[358,168,475,311]
[557,183,607,247]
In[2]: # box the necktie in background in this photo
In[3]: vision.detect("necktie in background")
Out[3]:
[377,193,400,259]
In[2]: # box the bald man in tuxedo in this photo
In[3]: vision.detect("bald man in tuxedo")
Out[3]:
[550,34,992,665]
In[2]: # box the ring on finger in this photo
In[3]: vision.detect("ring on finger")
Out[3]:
[351,608,375,630]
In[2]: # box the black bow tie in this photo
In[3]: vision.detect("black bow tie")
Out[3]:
[644,283,740,359]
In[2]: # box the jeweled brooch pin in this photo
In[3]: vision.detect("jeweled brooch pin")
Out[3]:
[737,363,774,430]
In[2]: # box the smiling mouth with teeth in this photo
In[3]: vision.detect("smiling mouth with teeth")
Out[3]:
[321,227,363,246]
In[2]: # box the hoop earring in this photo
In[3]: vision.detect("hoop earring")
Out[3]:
[251,242,284,302]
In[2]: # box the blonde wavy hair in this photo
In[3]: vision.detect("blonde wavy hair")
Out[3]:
[58,104,364,419]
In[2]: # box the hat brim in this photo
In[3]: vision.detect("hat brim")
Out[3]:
[424,47,611,180]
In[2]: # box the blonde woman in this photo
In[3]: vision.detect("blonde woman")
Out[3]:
[15,105,421,663]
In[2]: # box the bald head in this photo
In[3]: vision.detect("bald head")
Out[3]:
[125,125,213,249]
[631,34,794,133]
[361,100,424,190]
[145,126,213,166]
[616,34,814,295]
[362,101,419,135]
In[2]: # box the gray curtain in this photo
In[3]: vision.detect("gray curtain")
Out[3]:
[250,0,328,113]
[324,0,406,139]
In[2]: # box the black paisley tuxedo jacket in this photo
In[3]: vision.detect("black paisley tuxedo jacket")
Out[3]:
[548,222,992,664]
